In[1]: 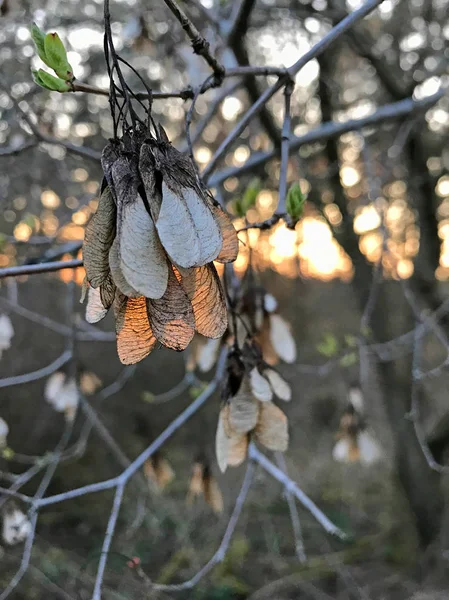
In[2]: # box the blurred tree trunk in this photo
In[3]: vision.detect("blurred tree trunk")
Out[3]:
[318,50,443,549]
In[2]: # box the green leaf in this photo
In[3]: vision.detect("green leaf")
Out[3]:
[189,381,208,399]
[2,447,15,460]
[241,178,260,213]
[340,352,358,368]
[344,334,357,348]
[141,391,155,403]
[316,333,339,357]
[44,32,74,81]
[233,178,261,218]
[30,23,48,64]
[286,182,307,220]
[32,69,71,92]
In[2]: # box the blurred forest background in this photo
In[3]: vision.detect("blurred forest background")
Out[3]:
[1,0,449,598]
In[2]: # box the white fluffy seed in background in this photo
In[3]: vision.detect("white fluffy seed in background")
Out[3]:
[349,387,364,412]
[0,417,9,447]
[0,314,14,359]
[2,508,31,545]
[264,369,292,401]
[197,337,221,372]
[249,367,273,402]
[264,293,278,313]
[269,314,297,363]
[358,431,382,465]
[45,373,79,421]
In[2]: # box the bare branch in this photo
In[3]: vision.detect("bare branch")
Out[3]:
[92,483,125,600]
[140,462,255,591]
[207,87,447,186]
[276,81,294,216]
[0,349,72,388]
[275,453,307,563]
[248,444,348,540]
[162,0,225,81]
[204,0,385,176]
[0,259,83,280]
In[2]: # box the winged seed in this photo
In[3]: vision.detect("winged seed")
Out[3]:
[86,287,108,324]
[147,267,195,351]
[156,182,202,268]
[179,264,227,338]
[83,187,116,288]
[120,198,168,299]
[115,295,156,364]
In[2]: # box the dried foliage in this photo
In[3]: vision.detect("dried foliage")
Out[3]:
[83,127,237,363]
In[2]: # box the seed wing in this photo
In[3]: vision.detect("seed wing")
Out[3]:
[86,286,108,323]
[255,402,289,452]
[83,187,116,288]
[183,187,222,265]
[178,264,227,338]
[115,294,156,364]
[147,267,195,351]
[210,204,239,263]
[119,197,168,299]
[109,237,139,298]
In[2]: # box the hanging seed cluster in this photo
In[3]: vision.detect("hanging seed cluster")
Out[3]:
[333,397,382,465]
[82,126,239,364]
[216,341,290,473]
[186,286,297,376]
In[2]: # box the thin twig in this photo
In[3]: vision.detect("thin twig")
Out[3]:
[163,0,225,81]
[35,351,227,508]
[0,349,72,388]
[275,453,307,563]
[92,483,125,600]
[248,445,347,540]
[204,0,384,176]
[207,86,447,186]
[140,462,254,591]
[277,80,294,216]
[0,259,83,280]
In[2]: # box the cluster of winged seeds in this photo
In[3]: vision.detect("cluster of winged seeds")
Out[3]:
[82,126,238,364]
[187,286,297,375]
[216,341,291,473]
[333,388,382,465]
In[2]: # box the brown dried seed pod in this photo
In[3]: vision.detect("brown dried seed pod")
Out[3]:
[187,462,205,502]
[204,472,224,514]
[101,142,120,201]
[79,371,102,396]
[115,294,156,365]
[229,380,260,434]
[144,456,175,491]
[227,433,248,467]
[177,264,227,339]
[255,314,279,366]
[209,203,239,263]
[99,272,116,311]
[83,186,116,288]
[255,401,289,452]
[147,267,195,351]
